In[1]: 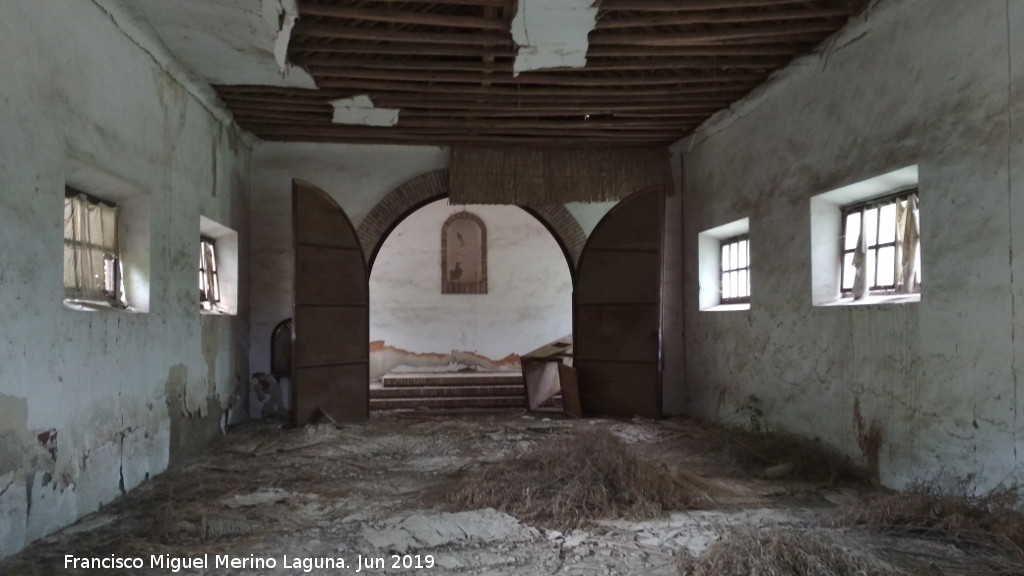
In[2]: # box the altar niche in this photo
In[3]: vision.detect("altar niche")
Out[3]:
[441,211,487,294]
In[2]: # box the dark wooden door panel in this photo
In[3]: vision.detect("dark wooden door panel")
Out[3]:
[294,306,368,365]
[574,251,661,304]
[295,194,361,248]
[293,364,369,425]
[292,179,369,425]
[573,186,664,418]
[580,187,661,252]
[574,362,659,417]
[296,245,368,304]
[574,304,659,363]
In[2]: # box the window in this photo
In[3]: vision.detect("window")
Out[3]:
[199,237,221,312]
[840,191,920,298]
[810,165,919,306]
[199,216,239,315]
[698,217,750,310]
[720,234,750,304]
[63,187,127,309]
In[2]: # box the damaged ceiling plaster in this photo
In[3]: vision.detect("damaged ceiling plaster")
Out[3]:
[106,0,316,88]
[330,95,400,127]
[511,0,598,77]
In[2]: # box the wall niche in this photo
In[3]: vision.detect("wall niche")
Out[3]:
[441,211,487,294]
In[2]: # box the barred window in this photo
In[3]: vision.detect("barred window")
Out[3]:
[63,188,125,309]
[720,234,750,304]
[841,190,920,298]
[199,237,221,311]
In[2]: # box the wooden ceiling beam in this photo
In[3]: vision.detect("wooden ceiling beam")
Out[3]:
[589,22,844,45]
[597,0,816,11]
[218,92,731,112]
[594,7,857,28]
[317,0,513,6]
[288,41,802,58]
[233,115,696,132]
[293,24,511,46]
[295,5,508,31]
[311,78,755,97]
[241,124,694,140]
[215,85,747,105]
[305,66,767,87]
[293,55,788,72]
[250,133,677,147]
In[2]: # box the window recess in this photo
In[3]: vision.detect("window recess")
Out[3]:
[840,190,920,299]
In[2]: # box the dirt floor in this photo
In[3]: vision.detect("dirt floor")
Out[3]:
[1,411,1020,575]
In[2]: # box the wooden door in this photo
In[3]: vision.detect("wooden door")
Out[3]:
[573,186,664,418]
[292,179,369,425]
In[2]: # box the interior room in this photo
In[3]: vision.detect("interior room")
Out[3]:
[1,0,1022,573]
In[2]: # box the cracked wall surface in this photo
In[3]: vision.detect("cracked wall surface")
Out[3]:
[677,0,1024,490]
[0,0,250,560]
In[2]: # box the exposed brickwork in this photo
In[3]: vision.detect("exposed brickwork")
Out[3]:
[357,169,587,272]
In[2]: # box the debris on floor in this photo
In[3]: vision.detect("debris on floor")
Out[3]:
[1,412,1019,576]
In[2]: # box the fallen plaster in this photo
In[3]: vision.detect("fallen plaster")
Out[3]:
[511,0,597,76]
[370,341,520,381]
[330,95,401,127]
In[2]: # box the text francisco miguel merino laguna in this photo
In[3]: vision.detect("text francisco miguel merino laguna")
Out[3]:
[65,552,437,572]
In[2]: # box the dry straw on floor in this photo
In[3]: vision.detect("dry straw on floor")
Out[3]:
[706,424,866,484]
[447,426,710,530]
[677,526,907,576]
[836,483,1024,571]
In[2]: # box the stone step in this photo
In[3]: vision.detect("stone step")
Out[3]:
[380,373,523,388]
[371,384,526,399]
[369,395,527,411]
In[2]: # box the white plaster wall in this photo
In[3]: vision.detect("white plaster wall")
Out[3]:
[369,200,573,376]
[248,143,450,376]
[663,156,685,415]
[679,0,1023,490]
[0,1,250,559]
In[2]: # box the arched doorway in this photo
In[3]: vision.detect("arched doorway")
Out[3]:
[368,199,574,409]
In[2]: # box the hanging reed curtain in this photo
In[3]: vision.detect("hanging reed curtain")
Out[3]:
[449,146,671,205]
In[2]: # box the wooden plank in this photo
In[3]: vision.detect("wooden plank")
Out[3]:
[590,22,843,45]
[599,0,814,10]
[294,24,510,46]
[296,5,508,30]
[294,55,789,72]
[292,180,369,425]
[305,66,768,87]
[595,7,855,27]
[295,245,367,305]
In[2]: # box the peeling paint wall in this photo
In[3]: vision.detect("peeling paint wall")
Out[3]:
[679,0,1023,490]
[369,200,572,379]
[0,0,250,560]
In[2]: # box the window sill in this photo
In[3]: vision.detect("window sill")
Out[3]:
[816,293,920,307]
[63,299,137,313]
[200,308,236,316]
[702,303,751,312]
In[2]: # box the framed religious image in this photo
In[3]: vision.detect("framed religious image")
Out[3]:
[441,211,487,294]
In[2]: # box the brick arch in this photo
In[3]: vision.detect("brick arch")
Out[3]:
[358,168,588,275]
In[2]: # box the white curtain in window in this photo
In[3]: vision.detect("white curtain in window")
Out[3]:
[851,212,868,300]
[63,193,120,303]
[896,193,920,293]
